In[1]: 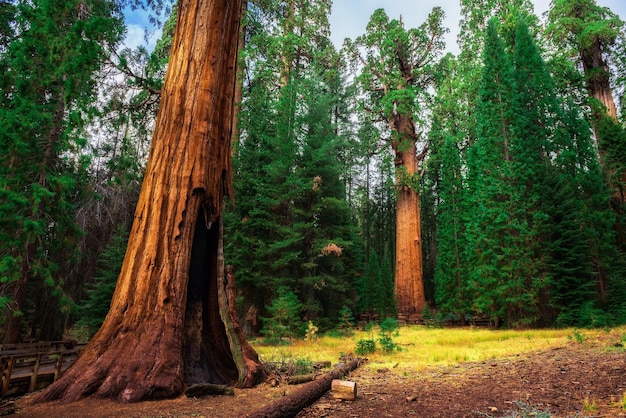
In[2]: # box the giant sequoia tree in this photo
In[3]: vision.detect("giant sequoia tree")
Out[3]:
[346,8,446,315]
[547,0,622,121]
[34,0,264,403]
[547,0,626,210]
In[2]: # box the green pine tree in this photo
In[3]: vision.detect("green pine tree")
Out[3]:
[0,0,123,342]
[435,135,470,323]
[261,287,304,344]
[74,225,128,336]
[224,0,361,331]
[379,252,397,318]
[466,19,524,327]
[357,249,381,317]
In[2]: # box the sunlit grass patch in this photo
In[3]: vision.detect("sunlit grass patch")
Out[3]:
[253,325,626,372]
[610,392,626,411]
[583,396,598,412]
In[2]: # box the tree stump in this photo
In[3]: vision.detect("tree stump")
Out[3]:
[331,379,357,400]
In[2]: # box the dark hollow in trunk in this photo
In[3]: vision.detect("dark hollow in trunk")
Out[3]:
[184,210,238,386]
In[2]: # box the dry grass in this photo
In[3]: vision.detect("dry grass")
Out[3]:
[252,325,626,373]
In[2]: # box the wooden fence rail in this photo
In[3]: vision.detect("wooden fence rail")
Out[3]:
[0,341,85,398]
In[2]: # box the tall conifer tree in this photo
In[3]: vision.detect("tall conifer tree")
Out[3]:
[225,0,360,330]
[435,136,470,323]
[0,0,124,342]
[346,7,447,316]
[467,19,522,326]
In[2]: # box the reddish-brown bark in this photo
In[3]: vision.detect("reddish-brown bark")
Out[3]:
[32,0,263,404]
[579,29,625,243]
[230,0,247,157]
[391,115,426,316]
[580,40,617,122]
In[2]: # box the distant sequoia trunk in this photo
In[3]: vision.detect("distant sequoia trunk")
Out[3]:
[33,0,264,404]
[579,33,625,246]
[580,39,618,122]
[392,114,426,316]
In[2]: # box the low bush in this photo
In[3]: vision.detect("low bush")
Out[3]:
[355,339,376,355]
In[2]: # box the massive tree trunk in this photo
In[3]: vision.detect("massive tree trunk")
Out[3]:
[392,115,426,316]
[580,40,617,122]
[33,0,264,403]
[231,0,247,156]
[580,36,625,245]
[348,9,444,318]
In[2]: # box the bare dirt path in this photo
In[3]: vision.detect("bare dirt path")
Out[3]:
[12,332,626,417]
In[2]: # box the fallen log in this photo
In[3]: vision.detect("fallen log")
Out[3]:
[312,361,331,370]
[184,383,234,398]
[244,357,362,418]
[287,373,317,385]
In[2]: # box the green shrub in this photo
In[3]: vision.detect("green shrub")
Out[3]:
[336,305,354,337]
[568,329,586,344]
[378,317,400,353]
[261,287,303,344]
[355,339,376,355]
[262,353,313,376]
[422,303,443,328]
[304,320,319,341]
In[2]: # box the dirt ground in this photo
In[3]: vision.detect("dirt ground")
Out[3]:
[10,332,626,418]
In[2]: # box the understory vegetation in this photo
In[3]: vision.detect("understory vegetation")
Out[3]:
[253,325,626,371]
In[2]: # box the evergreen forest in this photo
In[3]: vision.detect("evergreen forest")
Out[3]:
[1,0,626,344]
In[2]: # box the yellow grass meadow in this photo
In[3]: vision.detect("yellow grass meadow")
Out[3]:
[252,325,626,372]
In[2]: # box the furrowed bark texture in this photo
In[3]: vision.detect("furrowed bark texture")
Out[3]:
[581,42,617,121]
[32,0,264,404]
[392,115,426,316]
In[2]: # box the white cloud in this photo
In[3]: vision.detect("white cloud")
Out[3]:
[122,24,162,51]
[123,24,144,50]
[122,6,163,52]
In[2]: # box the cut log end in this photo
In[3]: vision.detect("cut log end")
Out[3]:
[331,379,357,401]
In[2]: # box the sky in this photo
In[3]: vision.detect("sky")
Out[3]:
[123,1,626,54]
[328,0,626,55]
[122,7,161,50]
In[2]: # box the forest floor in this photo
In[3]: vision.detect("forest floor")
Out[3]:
[10,330,626,418]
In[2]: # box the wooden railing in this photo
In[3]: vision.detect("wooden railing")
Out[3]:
[0,341,85,398]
